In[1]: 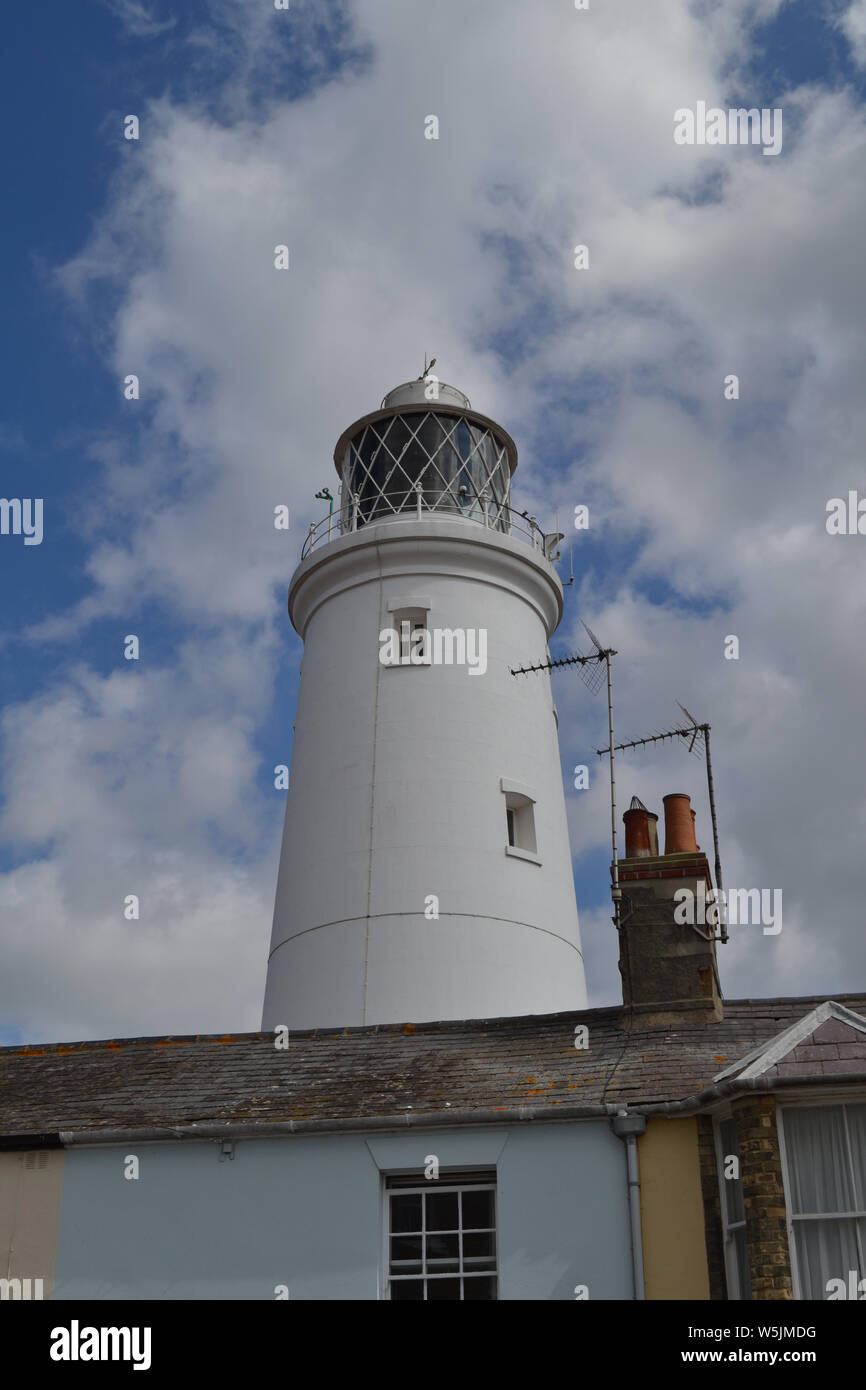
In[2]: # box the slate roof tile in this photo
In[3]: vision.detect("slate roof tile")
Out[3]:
[1,994,865,1140]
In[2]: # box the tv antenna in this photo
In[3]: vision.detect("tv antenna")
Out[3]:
[596,702,727,943]
[513,621,725,940]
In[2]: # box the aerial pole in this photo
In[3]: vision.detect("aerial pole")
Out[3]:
[604,650,621,927]
[596,704,727,944]
[701,721,726,943]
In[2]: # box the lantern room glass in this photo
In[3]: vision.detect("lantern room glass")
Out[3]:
[340,411,511,532]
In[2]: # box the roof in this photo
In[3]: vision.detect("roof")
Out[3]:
[2,994,866,1144]
[713,1001,866,1083]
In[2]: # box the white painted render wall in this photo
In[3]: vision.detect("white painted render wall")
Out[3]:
[262,516,586,1028]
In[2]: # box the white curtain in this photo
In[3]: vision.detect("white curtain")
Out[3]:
[784,1106,866,1299]
[848,1104,866,1208]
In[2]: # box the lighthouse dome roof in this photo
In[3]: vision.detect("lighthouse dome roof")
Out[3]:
[381,379,471,410]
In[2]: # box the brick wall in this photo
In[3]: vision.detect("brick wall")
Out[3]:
[733,1096,793,1300]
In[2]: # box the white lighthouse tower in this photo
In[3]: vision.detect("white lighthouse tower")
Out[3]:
[262,377,587,1029]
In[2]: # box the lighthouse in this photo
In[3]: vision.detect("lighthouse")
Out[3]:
[262,377,587,1029]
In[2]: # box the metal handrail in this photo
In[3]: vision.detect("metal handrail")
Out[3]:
[300,492,556,559]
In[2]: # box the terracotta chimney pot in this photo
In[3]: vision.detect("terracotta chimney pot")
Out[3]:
[663,793,699,854]
[623,797,659,857]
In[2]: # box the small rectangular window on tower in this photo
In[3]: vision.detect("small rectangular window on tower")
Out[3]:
[501,780,539,861]
[385,1171,498,1300]
[389,607,430,666]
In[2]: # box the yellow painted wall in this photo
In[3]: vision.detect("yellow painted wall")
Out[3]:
[638,1116,709,1300]
[0,1150,64,1299]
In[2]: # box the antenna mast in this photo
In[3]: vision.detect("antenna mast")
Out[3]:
[596,704,727,943]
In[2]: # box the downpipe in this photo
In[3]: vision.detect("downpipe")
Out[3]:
[612,1109,646,1300]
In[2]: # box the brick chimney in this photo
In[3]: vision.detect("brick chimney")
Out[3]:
[615,793,723,1028]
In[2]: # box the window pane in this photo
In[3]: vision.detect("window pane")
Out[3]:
[390,1193,422,1233]
[427,1277,461,1301]
[390,1236,422,1273]
[463,1231,496,1262]
[726,1179,745,1225]
[784,1107,856,1214]
[391,1279,424,1301]
[426,1191,459,1231]
[718,1119,745,1224]
[794,1217,860,1299]
[462,1189,494,1230]
[464,1276,498,1300]
[734,1230,751,1300]
[427,1233,459,1270]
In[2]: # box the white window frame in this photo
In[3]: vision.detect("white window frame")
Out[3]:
[382,1172,499,1301]
[500,777,540,864]
[778,1098,866,1300]
[713,1110,751,1300]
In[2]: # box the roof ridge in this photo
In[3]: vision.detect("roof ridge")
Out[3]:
[4,993,866,1056]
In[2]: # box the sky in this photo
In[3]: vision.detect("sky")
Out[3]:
[1,0,865,1044]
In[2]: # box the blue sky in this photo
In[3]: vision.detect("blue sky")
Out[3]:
[2,0,866,1044]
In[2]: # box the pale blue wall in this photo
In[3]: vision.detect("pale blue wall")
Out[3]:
[52,1121,633,1300]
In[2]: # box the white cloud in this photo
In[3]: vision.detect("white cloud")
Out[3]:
[0,635,281,1039]
[100,0,175,40]
[839,0,866,67]
[4,0,866,1038]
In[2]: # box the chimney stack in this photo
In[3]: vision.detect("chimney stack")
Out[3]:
[615,792,722,1028]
